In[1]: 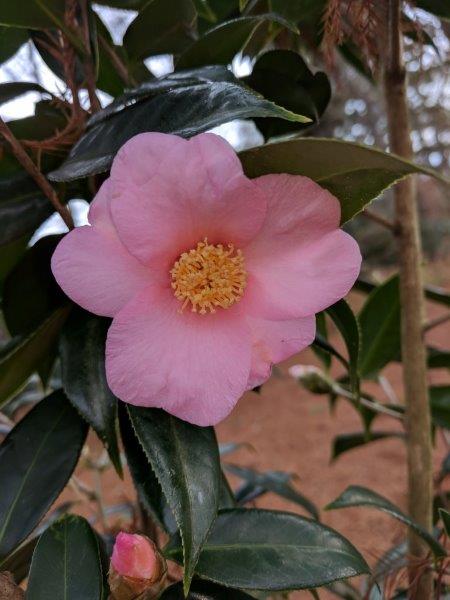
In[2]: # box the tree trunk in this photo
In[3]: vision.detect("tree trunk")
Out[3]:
[383,1,433,598]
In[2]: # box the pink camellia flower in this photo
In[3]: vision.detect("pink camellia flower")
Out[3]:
[52,132,361,426]
[111,532,158,580]
[109,533,166,600]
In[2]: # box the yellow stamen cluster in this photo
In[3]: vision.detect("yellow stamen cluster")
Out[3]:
[170,238,247,314]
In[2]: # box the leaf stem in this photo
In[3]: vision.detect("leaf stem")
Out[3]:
[0,116,74,230]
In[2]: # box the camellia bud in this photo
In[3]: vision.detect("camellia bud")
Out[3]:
[288,364,336,395]
[109,532,167,600]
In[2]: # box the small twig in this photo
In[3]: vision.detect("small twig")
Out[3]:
[98,33,137,87]
[79,0,102,113]
[423,312,450,333]
[334,383,405,421]
[0,116,74,229]
[362,207,396,231]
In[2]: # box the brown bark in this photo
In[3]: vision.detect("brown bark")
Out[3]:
[383,1,433,598]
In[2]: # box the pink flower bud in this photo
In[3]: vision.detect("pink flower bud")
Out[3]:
[109,533,166,600]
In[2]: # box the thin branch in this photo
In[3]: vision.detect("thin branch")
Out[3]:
[98,33,137,87]
[79,0,102,113]
[362,207,396,231]
[423,312,450,333]
[0,117,74,229]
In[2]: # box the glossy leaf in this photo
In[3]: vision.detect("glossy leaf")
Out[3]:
[0,0,82,50]
[120,406,174,532]
[128,406,221,592]
[326,486,446,557]
[358,276,401,377]
[428,347,450,370]
[240,138,449,223]
[177,14,297,69]
[27,515,107,600]
[0,306,70,408]
[0,82,47,106]
[326,300,360,395]
[245,49,331,138]
[0,391,88,560]
[166,508,370,590]
[355,276,450,308]
[439,509,450,536]
[0,166,52,248]
[0,27,28,63]
[124,0,197,60]
[161,579,255,599]
[49,66,310,181]
[0,0,65,29]
[0,535,38,583]
[430,386,450,429]
[416,0,450,20]
[332,432,404,460]
[3,235,64,335]
[60,310,122,475]
[224,464,318,519]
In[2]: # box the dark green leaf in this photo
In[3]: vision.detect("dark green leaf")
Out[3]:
[355,277,450,308]
[0,306,70,408]
[124,0,197,60]
[245,49,331,138]
[312,331,348,369]
[0,391,88,560]
[0,535,38,582]
[416,0,450,20]
[326,486,446,557]
[6,100,66,141]
[332,431,404,460]
[161,579,255,599]
[0,82,47,106]
[439,509,450,537]
[326,300,360,395]
[0,0,65,29]
[120,406,174,532]
[430,386,450,429]
[0,166,53,248]
[128,406,221,592]
[27,515,107,600]
[3,235,65,335]
[240,138,449,223]
[0,27,28,64]
[218,472,236,510]
[177,14,297,69]
[60,310,122,475]
[358,275,401,377]
[224,464,318,519]
[166,508,370,590]
[312,313,331,368]
[0,0,82,50]
[49,66,309,181]
[428,347,450,370]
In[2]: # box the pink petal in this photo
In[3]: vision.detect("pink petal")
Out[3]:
[111,532,157,580]
[109,132,267,266]
[247,315,316,389]
[243,174,361,318]
[51,181,150,317]
[105,284,252,426]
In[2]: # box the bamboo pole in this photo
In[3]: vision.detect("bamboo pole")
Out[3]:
[383,1,433,597]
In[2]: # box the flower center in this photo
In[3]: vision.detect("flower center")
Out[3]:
[170,238,247,314]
